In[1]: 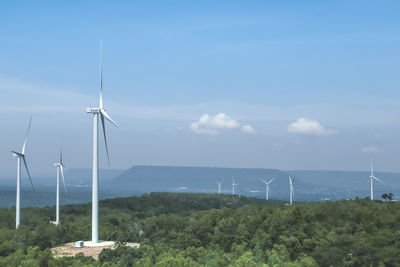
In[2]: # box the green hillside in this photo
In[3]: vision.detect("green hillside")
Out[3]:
[0,193,398,266]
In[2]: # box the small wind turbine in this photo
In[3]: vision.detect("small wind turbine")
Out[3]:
[216,179,223,194]
[53,147,67,225]
[289,176,294,205]
[232,177,237,195]
[369,160,384,200]
[260,177,275,200]
[11,118,34,229]
[86,41,119,243]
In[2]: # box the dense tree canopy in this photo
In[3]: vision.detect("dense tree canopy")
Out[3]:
[0,193,398,266]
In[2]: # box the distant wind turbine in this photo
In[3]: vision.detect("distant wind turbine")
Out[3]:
[53,147,67,225]
[289,176,294,205]
[369,161,384,200]
[86,41,119,243]
[232,177,237,195]
[260,177,275,200]
[216,179,223,194]
[11,118,34,229]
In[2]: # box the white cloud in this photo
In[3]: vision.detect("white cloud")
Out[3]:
[288,118,337,136]
[241,124,254,133]
[190,113,248,135]
[203,113,240,129]
[189,122,218,135]
[362,146,379,153]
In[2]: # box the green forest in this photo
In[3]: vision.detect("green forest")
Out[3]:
[0,192,399,266]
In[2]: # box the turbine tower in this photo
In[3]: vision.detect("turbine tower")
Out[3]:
[260,177,275,200]
[11,118,34,229]
[232,177,237,195]
[369,161,384,200]
[86,41,119,243]
[216,179,223,194]
[54,147,67,225]
[289,176,294,205]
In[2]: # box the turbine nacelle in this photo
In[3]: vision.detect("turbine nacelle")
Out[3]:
[86,107,101,114]
[12,152,23,158]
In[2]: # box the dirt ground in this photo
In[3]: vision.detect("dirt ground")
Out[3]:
[51,241,140,260]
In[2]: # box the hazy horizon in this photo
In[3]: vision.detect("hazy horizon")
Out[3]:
[1,164,399,182]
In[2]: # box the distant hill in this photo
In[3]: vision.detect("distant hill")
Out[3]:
[108,165,318,201]
[10,168,125,188]
[287,170,399,200]
[2,166,399,208]
[63,168,124,187]
[108,165,400,201]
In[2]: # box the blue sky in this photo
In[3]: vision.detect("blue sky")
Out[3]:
[1,1,400,178]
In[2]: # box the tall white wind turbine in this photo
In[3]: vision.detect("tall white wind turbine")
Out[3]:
[232,177,237,195]
[260,177,275,200]
[369,161,384,200]
[289,176,294,205]
[54,147,67,225]
[216,179,223,194]
[86,41,119,243]
[11,118,34,229]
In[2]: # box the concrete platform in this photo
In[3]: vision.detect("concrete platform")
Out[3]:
[83,241,115,247]
[52,241,140,259]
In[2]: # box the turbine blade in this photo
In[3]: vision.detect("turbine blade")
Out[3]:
[22,156,34,191]
[373,176,384,185]
[100,113,111,165]
[370,160,374,177]
[268,177,276,184]
[60,145,64,167]
[21,117,32,154]
[99,40,103,109]
[100,109,119,128]
[260,179,267,184]
[60,165,67,194]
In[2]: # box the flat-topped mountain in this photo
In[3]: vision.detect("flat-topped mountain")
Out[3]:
[108,165,317,200]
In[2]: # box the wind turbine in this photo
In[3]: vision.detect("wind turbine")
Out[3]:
[289,176,294,205]
[11,118,34,229]
[232,177,237,195]
[53,147,67,225]
[216,179,223,194]
[369,161,384,200]
[86,41,119,243]
[260,177,275,200]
